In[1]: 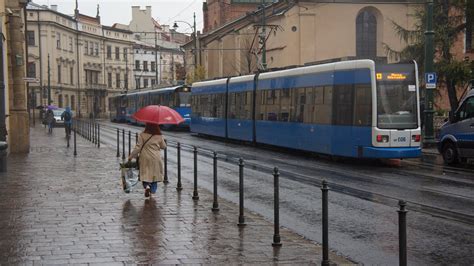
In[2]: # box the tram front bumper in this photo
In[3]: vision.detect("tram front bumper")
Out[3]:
[362,146,422,159]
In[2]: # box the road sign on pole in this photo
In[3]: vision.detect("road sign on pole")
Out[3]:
[425,72,437,89]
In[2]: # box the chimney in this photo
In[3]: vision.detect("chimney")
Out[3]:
[146,6,152,17]
[50,5,58,11]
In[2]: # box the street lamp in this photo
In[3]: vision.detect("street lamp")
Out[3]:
[173,12,197,73]
[423,0,435,146]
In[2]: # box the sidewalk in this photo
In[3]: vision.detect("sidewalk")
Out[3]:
[0,126,354,265]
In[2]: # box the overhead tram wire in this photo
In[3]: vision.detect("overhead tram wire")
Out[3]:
[164,0,200,24]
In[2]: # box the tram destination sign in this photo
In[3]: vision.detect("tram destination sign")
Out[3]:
[375,64,416,83]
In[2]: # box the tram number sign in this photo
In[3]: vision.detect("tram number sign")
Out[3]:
[425,72,437,89]
[394,137,407,143]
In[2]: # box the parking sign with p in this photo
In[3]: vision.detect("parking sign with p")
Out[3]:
[426,72,437,89]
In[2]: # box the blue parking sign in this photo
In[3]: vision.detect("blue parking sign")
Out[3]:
[426,72,437,89]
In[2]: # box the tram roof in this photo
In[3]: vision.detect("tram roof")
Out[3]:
[192,78,228,88]
[258,59,374,80]
[121,85,186,96]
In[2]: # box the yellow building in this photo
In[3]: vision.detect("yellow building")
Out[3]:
[188,0,423,80]
[26,3,134,118]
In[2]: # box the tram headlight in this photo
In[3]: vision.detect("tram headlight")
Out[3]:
[376,135,390,143]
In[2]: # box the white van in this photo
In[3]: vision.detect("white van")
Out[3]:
[438,89,474,164]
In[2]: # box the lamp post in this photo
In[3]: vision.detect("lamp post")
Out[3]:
[423,0,435,146]
[173,12,197,75]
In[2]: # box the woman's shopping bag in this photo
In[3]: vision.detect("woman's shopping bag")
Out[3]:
[120,161,139,193]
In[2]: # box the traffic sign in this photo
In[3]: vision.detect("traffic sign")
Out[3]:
[23,77,39,83]
[425,72,437,89]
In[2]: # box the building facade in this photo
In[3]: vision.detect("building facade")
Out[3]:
[128,5,187,86]
[3,0,30,154]
[26,3,134,118]
[202,0,276,33]
[133,41,158,89]
[196,1,423,80]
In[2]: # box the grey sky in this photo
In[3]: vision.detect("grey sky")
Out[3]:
[31,0,204,34]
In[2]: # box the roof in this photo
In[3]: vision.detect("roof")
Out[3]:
[27,2,75,21]
[76,13,100,25]
[103,25,132,34]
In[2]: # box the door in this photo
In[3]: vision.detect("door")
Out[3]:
[454,96,474,157]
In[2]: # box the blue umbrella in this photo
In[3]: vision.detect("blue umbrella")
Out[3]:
[47,105,58,110]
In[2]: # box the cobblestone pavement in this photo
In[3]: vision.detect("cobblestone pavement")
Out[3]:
[0,126,354,265]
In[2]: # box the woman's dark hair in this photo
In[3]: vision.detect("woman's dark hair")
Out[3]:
[144,123,161,135]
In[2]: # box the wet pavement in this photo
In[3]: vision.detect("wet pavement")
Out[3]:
[0,126,353,265]
[94,121,474,265]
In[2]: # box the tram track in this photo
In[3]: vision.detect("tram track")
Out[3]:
[92,120,474,225]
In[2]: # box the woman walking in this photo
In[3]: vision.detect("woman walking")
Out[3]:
[45,108,55,134]
[128,123,167,198]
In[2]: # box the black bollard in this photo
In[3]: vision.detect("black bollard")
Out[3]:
[128,131,131,156]
[212,152,219,212]
[73,121,77,156]
[122,129,125,160]
[97,124,100,148]
[398,200,407,266]
[163,140,168,184]
[238,158,246,227]
[176,142,182,191]
[116,128,120,157]
[95,123,98,145]
[93,123,96,145]
[67,129,70,148]
[321,180,329,266]
[272,167,282,247]
[192,146,199,200]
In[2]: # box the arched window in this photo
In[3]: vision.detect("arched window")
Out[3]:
[71,95,76,110]
[65,95,69,107]
[356,10,377,59]
[58,94,63,108]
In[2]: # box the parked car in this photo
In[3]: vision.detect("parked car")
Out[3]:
[438,89,474,165]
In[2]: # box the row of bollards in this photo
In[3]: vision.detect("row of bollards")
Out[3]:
[110,127,409,266]
[73,119,100,151]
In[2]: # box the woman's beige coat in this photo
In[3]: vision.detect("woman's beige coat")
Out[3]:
[130,132,167,182]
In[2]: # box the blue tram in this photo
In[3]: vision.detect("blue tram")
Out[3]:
[191,60,422,159]
[109,85,191,128]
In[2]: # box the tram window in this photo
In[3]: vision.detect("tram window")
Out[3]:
[236,93,243,119]
[245,91,252,119]
[280,88,291,122]
[218,94,226,118]
[333,85,354,125]
[313,86,333,124]
[229,93,236,119]
[314,86,324,105]
[289,88,305,123]
[354,84,372,126]
[267,90,280,120]
[256,90,265,120]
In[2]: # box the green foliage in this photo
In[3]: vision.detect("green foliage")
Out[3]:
[175,63,186,82]
[384,0,472,110]
[186,65,207,84]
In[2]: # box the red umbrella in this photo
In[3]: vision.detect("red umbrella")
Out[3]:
[132,105,185,125]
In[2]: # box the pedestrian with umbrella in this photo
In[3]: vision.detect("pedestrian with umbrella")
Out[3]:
[45,106,56,134]
[128,105,184,198]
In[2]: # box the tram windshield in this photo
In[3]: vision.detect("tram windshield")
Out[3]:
[179,92,191,107]
[376,64,418,129]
